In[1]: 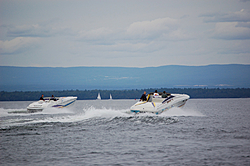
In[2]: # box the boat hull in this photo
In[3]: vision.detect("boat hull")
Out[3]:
[130,94,189,114]
[27,96,77,113]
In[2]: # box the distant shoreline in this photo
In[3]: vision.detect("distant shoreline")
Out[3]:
[1,88,250,101]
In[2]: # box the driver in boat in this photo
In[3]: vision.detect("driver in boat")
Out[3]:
[40,94,45,101]
[162,91,168,98]
[50,95,57,101]
[140,91,147,101]
[153,90,160,98]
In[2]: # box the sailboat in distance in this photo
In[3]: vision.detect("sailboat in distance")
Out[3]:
[109,94,112,100]
[97,93,101,100]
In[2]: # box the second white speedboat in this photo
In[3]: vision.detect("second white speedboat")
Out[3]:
[27,96,77,113]
[130,92,190,114]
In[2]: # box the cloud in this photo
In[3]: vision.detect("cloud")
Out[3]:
[75,17,192,53]
[80,17,191,44]
[0,0,250,67]
[77,17,182,43]
[126,17,193,42]
[201,9,250,23]
[236,22,250,28]
[217,40,250,54]
[200,9,250,40]
[126,17,178,40]
[164,29,192,41]
[105,41,161,53]
[6,24,73,38]
[211,22,250,40]
[77,27,116,44]
[0,37,39,54]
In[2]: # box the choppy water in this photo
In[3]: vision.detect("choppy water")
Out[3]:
[0,99,250,165]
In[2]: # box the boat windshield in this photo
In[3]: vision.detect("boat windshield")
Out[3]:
[146,92,171,103]
[43,97,59,101]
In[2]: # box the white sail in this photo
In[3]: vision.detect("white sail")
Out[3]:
[109,94,112,100]
[97,93,101,100]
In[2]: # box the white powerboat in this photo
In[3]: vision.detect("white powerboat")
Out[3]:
[130,92,190,114]
[27,96,77,113]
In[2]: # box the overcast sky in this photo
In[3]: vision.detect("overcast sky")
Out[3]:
[0,0,250,67]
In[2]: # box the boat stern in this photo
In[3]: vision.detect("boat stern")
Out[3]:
[130,101,158,114]
[27,101,46,113]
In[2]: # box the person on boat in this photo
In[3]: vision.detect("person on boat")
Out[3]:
[50,95,56,101]
[162,91,168,98]
[40,94,44,101]
[140,91,147,101]
[153,90,160,98]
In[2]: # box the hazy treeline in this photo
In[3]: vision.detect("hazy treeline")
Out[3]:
[0,88,250,101]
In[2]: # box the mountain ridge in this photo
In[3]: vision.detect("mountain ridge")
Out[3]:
[1,64,249,91]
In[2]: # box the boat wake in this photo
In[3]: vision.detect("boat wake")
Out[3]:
[0,106,204,129]
[0,107,75,129]
[0,107,74,116]
[161,107,205,117]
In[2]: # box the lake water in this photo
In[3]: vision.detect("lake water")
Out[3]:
[0,98,250,165]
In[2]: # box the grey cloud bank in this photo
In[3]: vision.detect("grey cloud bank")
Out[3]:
[0,0,250,67]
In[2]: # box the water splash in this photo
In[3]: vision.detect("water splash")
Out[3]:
[80,106,179,125]
[0,105,204,129]
[82,106,130,118]
[161,107,205,117]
